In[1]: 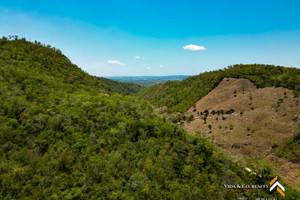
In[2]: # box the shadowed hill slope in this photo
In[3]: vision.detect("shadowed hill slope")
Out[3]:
[2,38,298,199]
[98,77,144,94]
[138,64,300,113]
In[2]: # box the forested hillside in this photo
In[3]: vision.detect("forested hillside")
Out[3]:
[277,126,300,163]
[98,77,144,94]
[0,37,299,199]
[139,64,300,113]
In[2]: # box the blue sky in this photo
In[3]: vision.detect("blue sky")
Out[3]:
[1,0,300,76]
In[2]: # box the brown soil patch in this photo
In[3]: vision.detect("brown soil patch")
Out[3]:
[183,78,300,191]
[155,82,165,97]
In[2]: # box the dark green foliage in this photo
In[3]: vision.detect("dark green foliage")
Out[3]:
[139,64,300,113]
[204,109,209,116]
[271,140,279,148]
[188,114,194,121]
[277,98,284,107]
[98,77,144,95]
[0,37,299,199]
[277,126,300,163]
[225,109,235,114]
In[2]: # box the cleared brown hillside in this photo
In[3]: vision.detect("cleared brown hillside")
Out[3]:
[183,78,300,191]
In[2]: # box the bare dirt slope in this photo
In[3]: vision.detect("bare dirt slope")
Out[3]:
[183,78,300,190]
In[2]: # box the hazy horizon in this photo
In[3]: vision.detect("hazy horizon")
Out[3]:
[103,75,193,77]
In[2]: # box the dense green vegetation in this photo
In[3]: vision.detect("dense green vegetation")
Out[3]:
[139,64,300,113]
[98,77,144,95]
[0,37,299,199]
[277,126,300,163]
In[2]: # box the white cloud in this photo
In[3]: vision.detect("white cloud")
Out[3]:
[107,60,125,65]
[135,56,144,59]
[146,66,151,70]
[183,44,206,51]
[160,64,165,68]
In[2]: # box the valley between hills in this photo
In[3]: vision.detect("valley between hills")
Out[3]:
[0,37,299,199]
